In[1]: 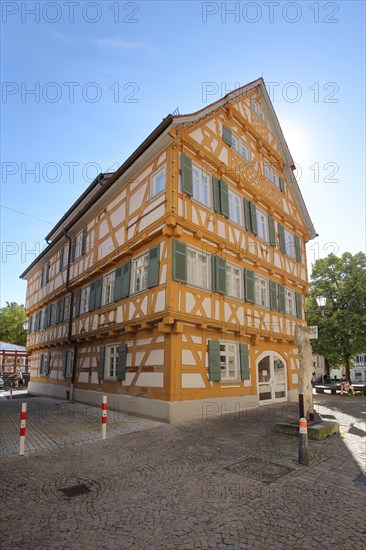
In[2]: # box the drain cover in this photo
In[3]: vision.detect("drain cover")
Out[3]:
[224,457,293,484]
[355,474,366,487]
[59,483,91,498]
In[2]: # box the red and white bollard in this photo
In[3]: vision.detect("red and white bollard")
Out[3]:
[298,417,309,466]
[101,395,107,440]
[19,402,27,456]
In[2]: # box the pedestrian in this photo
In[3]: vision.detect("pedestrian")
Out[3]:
[13,368,23,388]
[340,374,356,396]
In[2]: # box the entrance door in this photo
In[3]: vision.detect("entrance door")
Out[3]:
[257,353,287,403]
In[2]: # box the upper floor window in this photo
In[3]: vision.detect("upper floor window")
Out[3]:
[226,263,243,300]
[41,261,50,287]
[102,271,116,306]
[252,100,266,122]
[187,247,211,290]
[50,303,57,326]
[64,295,71,321]
[192,163,210,207]
[284,229,296,259]
[150,166,165,198]
[131,252,149,294]
[264,163,279,188]
[255,275,269,308]
[228,188,243,226]
[285,289,295,316]
[256,208,269,242]
[40,308,46,330]
[223,126,251,163]
[71,227,87,262]
[80,286,90,315]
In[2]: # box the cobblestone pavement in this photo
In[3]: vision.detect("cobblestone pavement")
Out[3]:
[0,392,365,550]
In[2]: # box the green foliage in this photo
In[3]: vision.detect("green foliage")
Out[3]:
[0,302,27,346]
[306,252,366,377]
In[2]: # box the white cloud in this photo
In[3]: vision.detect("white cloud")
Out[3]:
[94,39,155,53]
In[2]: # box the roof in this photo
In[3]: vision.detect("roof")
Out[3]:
[20,77,316,279]
[0,341,27,353]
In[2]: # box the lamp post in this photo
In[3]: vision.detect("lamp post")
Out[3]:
[23,321,29,332]
[316,296,327,316]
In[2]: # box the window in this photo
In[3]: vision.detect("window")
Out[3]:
[39,352,50,375]
[284,229,296,259]
[150,167,165,198]
[256,209,269,242]
[105,345,119,379]
[226,263,242,299]
[41,261,50,287]
[240,141,251,162]
[131,252,149,294]
[192,163,210,207]
[102,272,116,306]
[220,342,239,381]
[264,163,279,188]
[187,247,210,290]
[80,286,90,315]
[75,232,83,259]
[63,350,74,378]
[71,227,87,261]
[224,126,251,162]
[228,188,243,225]
[285,288,295,316]
[255,276,269,308]
[252,100,266,122]
[40,308,46,330]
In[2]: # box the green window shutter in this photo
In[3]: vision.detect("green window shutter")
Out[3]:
[212,256,227,295]
[294,235,301,262]
[60,297,65,323]
[278,285,286,314]
[244,269,255,304]
[44,306,50,329]
[220,180,229,218]
[279,177,285,193]
[295,292,302,319]
[89,282,96,311]
[172,240,187,283]
[98,346,105,380]
[269,281,278,311]
[46,261,50,283]
[222,124,232,146]
[71,237,76,262]
[81,227,87,255]
[239,343,250,380]
[95,278,103,308]
[62,350,68,377]
[181,153,193,196]
[208,340,221,381]
[113,267,123,301]
[117,343,127,381]
[59,247,64,271]
[56,299,62,324]
[212,176,222,214]
[278,224,286,254]
[249,202,258,236]
[121,261,131,298]
[147,245,160,288]
[74,289,82,317]
[268,216,276,247]
[243,197,251,231]
[46,352,51,375]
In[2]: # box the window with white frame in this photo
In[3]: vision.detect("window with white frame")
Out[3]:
[150,166,166,198]
[264,163,279,187]
[102,271,116,306]
[131,251,149,294]
[40,308,46,330]
[187,247,210,290]
[226,263,242,299]
[256,209,269,242]
[80,286,90,315]
[255,275,269,308]
[192,163,210,207]
[64,349,74,378]
[75,232,84,259]
[230,132,251,162]
[105,345,119,379]
[228,188,243,226]
[220,342,239,381]
[284,229,296,259]
[39,353,47,375]
[252,100,266,122]
[285,288,295,316]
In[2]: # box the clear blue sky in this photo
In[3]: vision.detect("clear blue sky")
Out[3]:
[1,0,365,307]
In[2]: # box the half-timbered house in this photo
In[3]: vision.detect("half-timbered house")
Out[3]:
[21,77,316,421]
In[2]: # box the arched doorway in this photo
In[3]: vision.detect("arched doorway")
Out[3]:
[257,352,287,403]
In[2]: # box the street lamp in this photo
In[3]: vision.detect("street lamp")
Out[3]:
[23,321,29,332]
[316,295,327,316]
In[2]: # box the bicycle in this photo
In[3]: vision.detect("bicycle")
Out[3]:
[4,378,24,391]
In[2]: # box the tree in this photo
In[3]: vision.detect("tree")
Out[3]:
[0,302,27,346]
[306,252,366,378]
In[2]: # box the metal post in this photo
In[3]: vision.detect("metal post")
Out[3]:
[298,417,309,465]
[101,395,107,440]
[19,402,27,456]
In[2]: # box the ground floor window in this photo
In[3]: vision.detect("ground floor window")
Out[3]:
[63,349,74,378]
[105,345,119,379]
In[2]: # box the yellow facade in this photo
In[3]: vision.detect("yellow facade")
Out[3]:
[21,78,315,421]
